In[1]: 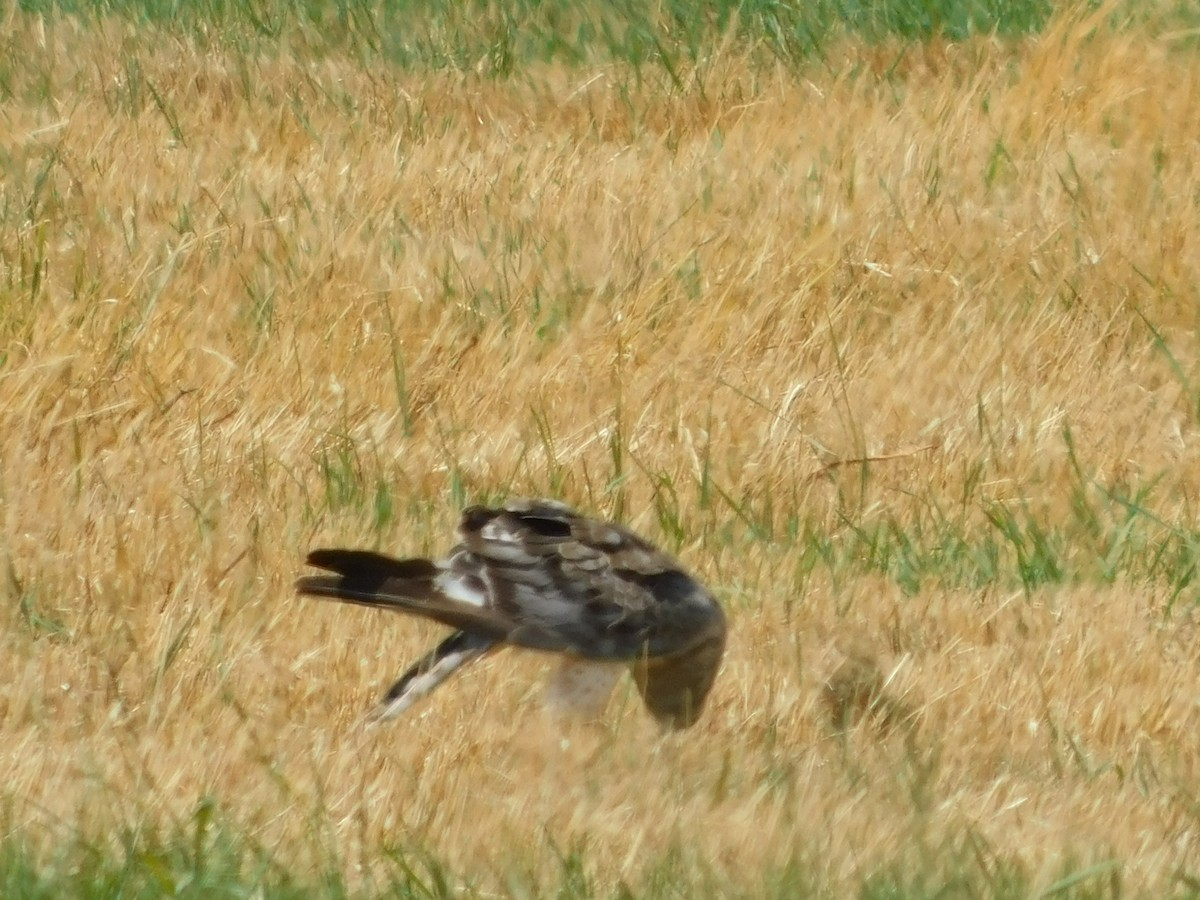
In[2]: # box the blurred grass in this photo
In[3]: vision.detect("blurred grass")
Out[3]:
[13,0,1059,74]
[3,0,1200,896]
[0,802,1137,899]
[11,0,1199,77]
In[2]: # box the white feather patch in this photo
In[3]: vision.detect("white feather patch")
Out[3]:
[434,570,488,607]
[477,540,538,564]
[481,520,517,541]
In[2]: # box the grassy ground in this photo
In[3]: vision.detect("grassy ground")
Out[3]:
[3,1,1200,896]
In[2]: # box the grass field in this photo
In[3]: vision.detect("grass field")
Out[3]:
[3,0,1200,896]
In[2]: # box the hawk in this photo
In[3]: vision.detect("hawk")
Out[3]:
[296,498,726,729]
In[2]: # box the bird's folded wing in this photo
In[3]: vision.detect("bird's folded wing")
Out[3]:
[455,504,725,662]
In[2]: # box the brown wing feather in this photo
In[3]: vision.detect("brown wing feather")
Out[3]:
[458,500,724,656]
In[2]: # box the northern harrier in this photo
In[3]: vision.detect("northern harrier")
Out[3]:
[296,498,726,729]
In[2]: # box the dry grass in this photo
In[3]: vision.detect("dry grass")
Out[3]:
[2,4,1200,895]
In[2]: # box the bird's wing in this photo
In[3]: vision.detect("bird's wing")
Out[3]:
[373,630,496,721]
[458,499,727,668]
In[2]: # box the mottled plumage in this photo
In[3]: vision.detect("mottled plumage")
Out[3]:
[296,498,726,728]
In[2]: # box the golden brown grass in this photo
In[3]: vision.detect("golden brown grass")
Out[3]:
[3,4,1200,895]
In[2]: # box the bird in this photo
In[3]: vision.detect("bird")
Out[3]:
[295,498,726,729]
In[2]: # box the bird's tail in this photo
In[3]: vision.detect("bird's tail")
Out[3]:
[296,549,510,639]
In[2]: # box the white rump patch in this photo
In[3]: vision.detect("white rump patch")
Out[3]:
[434,570,489,607]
